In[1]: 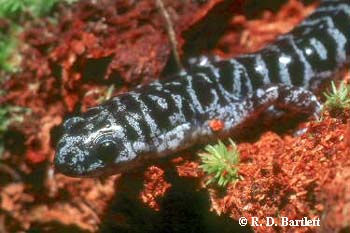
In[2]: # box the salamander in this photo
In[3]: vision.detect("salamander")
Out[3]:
[55,0,350,177]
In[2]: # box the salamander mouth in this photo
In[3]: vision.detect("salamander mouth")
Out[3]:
[54,159,130,177]
[54,157,101,178]
[54,159,81,177]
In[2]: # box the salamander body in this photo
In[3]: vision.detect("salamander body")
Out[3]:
[55,0,350,177]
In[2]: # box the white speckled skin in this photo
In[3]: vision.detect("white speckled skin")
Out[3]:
[55,0,350,177]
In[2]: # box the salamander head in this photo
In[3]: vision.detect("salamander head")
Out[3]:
[55,107,137,177]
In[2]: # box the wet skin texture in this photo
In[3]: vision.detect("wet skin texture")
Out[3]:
[55,0,350,177]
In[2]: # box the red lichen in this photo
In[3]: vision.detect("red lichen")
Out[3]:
[209,119,224,132]
[140,166,171,211]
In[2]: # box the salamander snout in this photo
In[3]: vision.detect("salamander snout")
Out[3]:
[54,134,89,177]
[54,152,75,176]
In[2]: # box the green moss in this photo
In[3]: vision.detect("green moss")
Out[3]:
[0,28,20,72]
[199,139,241,187]
[323,81,350,111]
[0,0,77,72]
[0,0,75,19]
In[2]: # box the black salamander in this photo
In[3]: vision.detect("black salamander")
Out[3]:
[55,0,350,177]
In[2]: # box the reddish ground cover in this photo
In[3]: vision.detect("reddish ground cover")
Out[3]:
[0,0,349,232]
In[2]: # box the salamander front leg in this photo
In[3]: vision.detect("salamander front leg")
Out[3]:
[245,84,322,121]
[209,84,322,138]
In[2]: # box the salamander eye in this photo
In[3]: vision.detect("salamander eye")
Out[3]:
[97,140,116,163]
